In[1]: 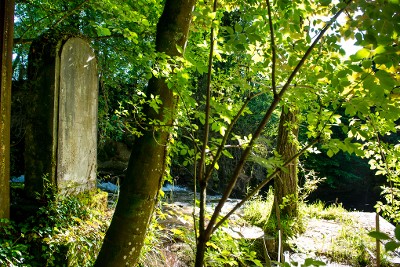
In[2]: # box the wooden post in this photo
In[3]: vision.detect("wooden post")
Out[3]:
[0,0,15,219]
[376,212,380,267]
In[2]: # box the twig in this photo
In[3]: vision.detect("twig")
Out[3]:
[212,139,318,233]
[198,0,218,236]
[203,2,351,241]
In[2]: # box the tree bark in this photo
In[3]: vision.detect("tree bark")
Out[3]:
[94,1,196,266]
[0,0,15,219]
[274,106,299,218]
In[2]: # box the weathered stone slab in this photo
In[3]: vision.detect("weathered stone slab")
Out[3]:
[57,38,98,194]
[25,34,98,197]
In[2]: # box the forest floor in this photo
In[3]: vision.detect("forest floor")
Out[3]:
[287,212,399,266]
[138,189,400,267]
[102,185,400,266]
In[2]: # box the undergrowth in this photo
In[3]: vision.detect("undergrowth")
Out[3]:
[300,200,351,222]
[138,205,196,267]
[0,187,110,267]
[204,226,263,267]
[242,191,383,266]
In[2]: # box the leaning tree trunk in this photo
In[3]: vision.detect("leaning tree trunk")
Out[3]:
[94,1,196,266]
[274,106,299,218]
[0,0,15,219]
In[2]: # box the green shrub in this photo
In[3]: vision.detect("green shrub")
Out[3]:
[0,190,110,266]
[205,228,263,267]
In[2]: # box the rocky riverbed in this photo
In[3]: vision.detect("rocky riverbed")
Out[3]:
[144,185,400,266]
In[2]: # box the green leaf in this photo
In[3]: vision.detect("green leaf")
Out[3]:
[234,23,243,33]
[345,103,356,116]
[375,45,386,54]
[385,241,400,252]
[207,12,216,20]
[368,231,391,240]
[319,0,331,6]
[327,150,334,158]
[362,60,372,69]
[373,55,388,65]
[354,48,370,59]
[214,162,219,170]
[288,55,298,67]
[176,45,184,54]
[395,225,400,241]
[222,149,233,159]
[219,126,227,136]
[225,26,234,35]
[336,70,349,78]
[96,27,111,36]
[304,258,326,266]
[141,19,150,27]
[376,70,395,90]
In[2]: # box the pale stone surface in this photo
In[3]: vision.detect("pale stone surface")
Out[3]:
[57,38,98,194]
[26,35,98,196]
[287,212,399,266]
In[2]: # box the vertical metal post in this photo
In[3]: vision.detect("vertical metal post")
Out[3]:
[0,0,15,219]
[376,212,381,267]
[275,195,283,262]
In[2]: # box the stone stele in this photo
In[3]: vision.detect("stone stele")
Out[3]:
[25,35,98,196]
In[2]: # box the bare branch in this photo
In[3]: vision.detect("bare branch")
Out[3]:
[212,139,319,233]
[203,0,352,241]
[198,0,218,236]
[50,0,90,30]
[15,0,90,42]
[278,1,351,99]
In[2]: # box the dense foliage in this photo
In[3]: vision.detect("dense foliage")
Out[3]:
[7,0,400,265]
[0,184,109,266]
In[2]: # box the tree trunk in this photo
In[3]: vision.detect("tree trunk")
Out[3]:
[195,238,207,267]
[94,1,196,266]
[274,106,299,218]
[0,0,15,219]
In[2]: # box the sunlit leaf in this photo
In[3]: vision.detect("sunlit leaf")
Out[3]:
[304,258,326,266]
[222,149,233,159]
[354,48,371,59]
[234,23,242,33]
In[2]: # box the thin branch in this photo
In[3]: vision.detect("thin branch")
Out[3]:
[278,2,351,99]
[198,0,217,183]
[15,0,90,42]
[203,0,352,241]
[204,91,264,184]
[212,138,319,233]
[50,0,90,30]
[14,33,139,45]
[198,0,218,235]
[266,0,277,96]
[368,116,394,203]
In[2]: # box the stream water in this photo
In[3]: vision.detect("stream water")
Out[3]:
[10,175,380,213]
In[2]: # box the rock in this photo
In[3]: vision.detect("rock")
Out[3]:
[222,225,264,239]
[98,140,132,175]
